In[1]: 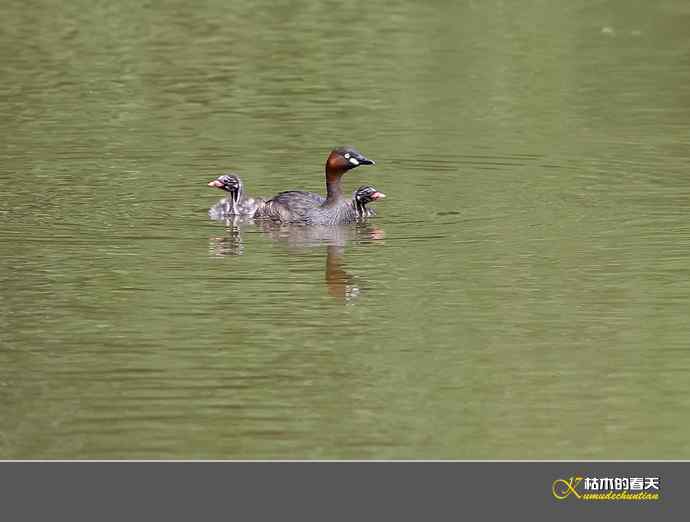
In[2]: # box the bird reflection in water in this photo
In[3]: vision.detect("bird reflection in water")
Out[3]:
[208,215,245,257]
[208,218,385,303]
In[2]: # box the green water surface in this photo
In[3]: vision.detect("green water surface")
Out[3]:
[2,0,690,458]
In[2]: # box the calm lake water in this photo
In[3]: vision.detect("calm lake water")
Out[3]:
[2,0,690,459]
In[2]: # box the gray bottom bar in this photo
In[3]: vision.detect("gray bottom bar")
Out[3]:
[0,462,676,521]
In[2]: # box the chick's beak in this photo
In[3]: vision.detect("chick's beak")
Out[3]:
[208,179,224,188]
[372,191,386,200]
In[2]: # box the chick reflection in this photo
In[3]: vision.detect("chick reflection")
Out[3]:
[208,215,246,257]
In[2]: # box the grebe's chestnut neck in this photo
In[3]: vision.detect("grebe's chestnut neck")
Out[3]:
[324,146,375,203]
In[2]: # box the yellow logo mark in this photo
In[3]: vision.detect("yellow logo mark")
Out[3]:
[552,476,583,500]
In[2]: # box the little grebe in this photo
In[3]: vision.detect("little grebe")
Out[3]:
[207,173,265,218]
[353,185,385,219]
[258,146,375,225]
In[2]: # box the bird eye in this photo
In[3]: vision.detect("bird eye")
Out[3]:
[344,153,351,159]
